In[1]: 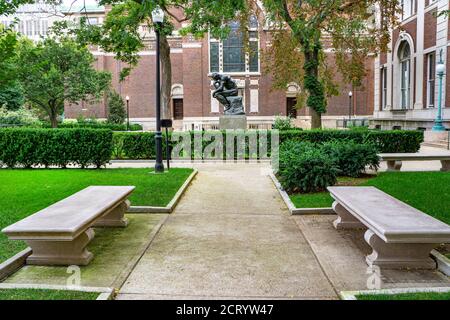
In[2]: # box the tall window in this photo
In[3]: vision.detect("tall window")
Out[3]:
[427,52,435,108]
[209,17,259,74]
[381,66,387,109]
[399,41,411,109]
[401,0,415,20]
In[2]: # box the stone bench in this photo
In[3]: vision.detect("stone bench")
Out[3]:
[2,186,135,266]
[379,153,450,172]
[328,186,450,270]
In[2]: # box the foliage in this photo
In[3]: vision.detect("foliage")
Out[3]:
[0,128,112,169]
[0,106,41,127]
[0,0,34,16]
[321,140,380,177]
[278,141,339,193]
[107,91,126,124]
[273,116,297,131]
[254,0,400,127]
[111,129,423,160]
[0,289,99,301]
[43,120,142,131]
[15,36,111,128]
[0,81,24,110]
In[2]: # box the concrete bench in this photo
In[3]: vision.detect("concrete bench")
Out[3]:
[379,153,450,172]
[328,186,450,270]
[2,186,135,266]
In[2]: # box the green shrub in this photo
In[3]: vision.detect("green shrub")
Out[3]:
[42,119,142,131]
[0,106,41,127]
[107,91,126,124]
[273,116,299,131]
[121,132,156,159]
[278,141,339,193]
[321,141,380,177]
[0,128,112,168]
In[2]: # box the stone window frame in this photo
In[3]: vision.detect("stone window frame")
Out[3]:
[426,51,436,108]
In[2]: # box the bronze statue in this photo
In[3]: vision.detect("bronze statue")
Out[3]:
[211,73,245,115]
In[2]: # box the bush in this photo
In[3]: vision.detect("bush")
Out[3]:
[107,91,126,124]
[321,141,380,177]
[0,106,41,127]
[42,120,142,131]
[0,128,112,168]
[273,116,298,131]
[278,141,339,193]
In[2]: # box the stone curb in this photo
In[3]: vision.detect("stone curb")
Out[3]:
[0,283,114,300]
[431,250,450,277]
[269,173,335,215]
[129,169,198,213]
[0,248,32,282]
[339,287,450,300]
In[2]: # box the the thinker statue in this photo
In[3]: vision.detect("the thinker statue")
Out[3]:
[211,73,245,115]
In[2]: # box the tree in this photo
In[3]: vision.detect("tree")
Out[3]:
[107,90,126,124]
[67,0,246,120]
[16,36,111,127]
[0,26,24,110]
[253,0,399,128]
[0,0,33,16]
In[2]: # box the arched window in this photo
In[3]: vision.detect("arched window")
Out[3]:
[209,16,259,74]
[399,41,411,109]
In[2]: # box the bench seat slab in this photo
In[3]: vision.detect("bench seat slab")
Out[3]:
[332,202,366,230]
[25,229,95,266]
[93,200,130,228]
[364,230,437,270]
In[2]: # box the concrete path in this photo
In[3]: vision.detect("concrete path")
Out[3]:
[117,165,338,300]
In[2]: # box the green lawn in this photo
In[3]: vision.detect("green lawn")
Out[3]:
[289,172,450,225]
[356,291,450,300]
[0,288,99,300]
[0,168,193,263]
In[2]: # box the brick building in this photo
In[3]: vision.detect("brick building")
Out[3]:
[372,0,450,130]
[1,2,374,131]
[58,3,374,131]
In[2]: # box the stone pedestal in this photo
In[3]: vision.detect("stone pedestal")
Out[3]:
[219,115,247,130]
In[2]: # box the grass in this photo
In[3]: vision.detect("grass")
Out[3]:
[0,288,99,300]
[356,291,450,300]
[0,168,193,263]
[289,172,450,225]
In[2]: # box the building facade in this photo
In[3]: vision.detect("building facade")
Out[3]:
[3,2,376,131]
[372,0,450,130]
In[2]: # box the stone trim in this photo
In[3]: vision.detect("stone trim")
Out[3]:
[431,249,450,276]
[0,248,32,281]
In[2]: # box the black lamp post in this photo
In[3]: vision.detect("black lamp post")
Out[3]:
[125,95,130,131]
[152,7,165,173]
[348,91,353,128]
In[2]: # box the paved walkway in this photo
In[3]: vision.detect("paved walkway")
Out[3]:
[117,165,338,300]
[117,162,450,300]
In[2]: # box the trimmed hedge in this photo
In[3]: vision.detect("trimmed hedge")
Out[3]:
[42,122,143,131]
[0,128,112,168]
[112,129,424,160]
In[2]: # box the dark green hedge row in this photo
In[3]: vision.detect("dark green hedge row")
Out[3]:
[42,122,143,131]
[112,129,424,159]
[0,128,112,168]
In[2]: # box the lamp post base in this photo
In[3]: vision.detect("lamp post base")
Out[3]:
[432,121,446,132]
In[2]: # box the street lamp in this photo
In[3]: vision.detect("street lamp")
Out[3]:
[152,7,165,173]
[348,91,353,128]
[125,96,130,131]
[433,49,446,132]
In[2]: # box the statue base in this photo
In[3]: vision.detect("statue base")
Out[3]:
[219,115,247,130]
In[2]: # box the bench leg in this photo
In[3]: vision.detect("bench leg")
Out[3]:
[386,160,402,172]
[364,230,437,270]
[94,200,130,228]
[25,229,95,266]
[332,201,366,230]
[441,160,450,172]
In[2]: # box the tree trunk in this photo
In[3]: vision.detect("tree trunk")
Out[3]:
[160,34,172,120]
[49,107,58,128]
[303,48,325,129]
